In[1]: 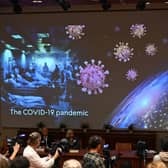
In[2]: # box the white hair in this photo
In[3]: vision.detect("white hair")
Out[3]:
[63,159,82,168]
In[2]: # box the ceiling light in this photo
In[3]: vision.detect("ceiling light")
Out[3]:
[145,1,151,5]
[56,0,71,11]
[10,0,22,14]
[32,0,43,3]
[136,0,146,10]
[100,0,111,11]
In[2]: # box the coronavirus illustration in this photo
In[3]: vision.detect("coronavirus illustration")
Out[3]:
[145,44,157,56]
[130,24,147,38]
[126,69,138,81]
[113,42,134,62]
[65,25,85,40]
[76,59,109,95]
[162,38,168,44]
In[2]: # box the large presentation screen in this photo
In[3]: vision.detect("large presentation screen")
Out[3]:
[0,11,168,129]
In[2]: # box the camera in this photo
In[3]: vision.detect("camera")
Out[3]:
[136,140,147,158]
[103,144,121,168]
[7,133,26,154]
[103,144,111,158]
[50,138,70,155]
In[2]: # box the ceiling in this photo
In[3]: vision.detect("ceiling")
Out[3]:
[0,0,167,13]
[0,0,166,6]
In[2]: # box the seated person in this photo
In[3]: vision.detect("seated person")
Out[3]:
[83,135,105,168]
[147,161,166,168]
[63,159,82,168]
[64,129,80,150]
[9,156,30,168]
[153,136,168,167]
[23,132,60,168]
[40,127,52,148]
[4,73,22,87]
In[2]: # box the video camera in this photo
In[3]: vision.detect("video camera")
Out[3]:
[136,140,147,158]
[7,133,26,154]
[50,138,69,155]
[103,144,120,168]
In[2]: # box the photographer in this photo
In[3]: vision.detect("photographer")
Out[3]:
[2,142,20,161]
[83,135,105,168]
[23,132,60,168]
[9,143,20,160]
[0,143,20,168]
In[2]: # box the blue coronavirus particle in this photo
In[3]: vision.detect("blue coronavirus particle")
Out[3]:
[76,59,109,95]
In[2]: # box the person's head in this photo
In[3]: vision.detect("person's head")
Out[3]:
[147,161,166,168]
[41,127,48,137]
[88,135,103,152]
[27,132,41,147]
[9,156,29,168]
[0,154,9,168]
[66,129,74,139]
[161,136,168,152]
[63,159,82,168]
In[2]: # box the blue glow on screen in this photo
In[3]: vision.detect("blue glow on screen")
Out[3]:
[0,32,77,112]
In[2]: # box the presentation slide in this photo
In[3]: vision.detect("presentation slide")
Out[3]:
[0,11,168,129]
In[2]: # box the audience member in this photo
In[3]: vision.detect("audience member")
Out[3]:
[23,132,60,168]
[64,129,80,150]
[153,136,168,167]
[63,159,82,168]
[2,143,20,161]
[83,135,105,168]
[147,161,166,168]
[0,142,21,168]
[9,156,29,168]
[0,154,9,168]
